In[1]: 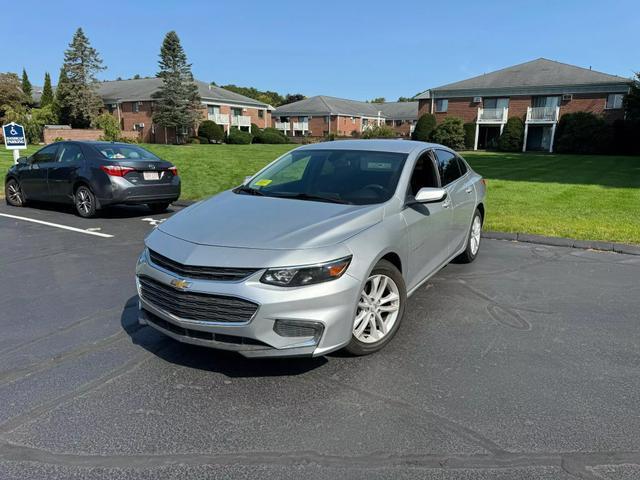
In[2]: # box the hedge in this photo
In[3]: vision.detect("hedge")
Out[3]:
[431,117,465,150]
[497,117,524,152]
[411,113,436,141]
[198,120,225,143]
[227,127,253,144]
[463,123,475,149]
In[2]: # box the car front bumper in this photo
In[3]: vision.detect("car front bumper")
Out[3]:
[135,250,362,358]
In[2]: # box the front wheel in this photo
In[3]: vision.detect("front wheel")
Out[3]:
[455,208,483,264]
[5,179,25,207]
[74,185,97,218]
[147,202,171,214]
[344,259,406,356]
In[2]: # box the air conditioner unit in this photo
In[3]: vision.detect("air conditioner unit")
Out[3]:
[137,101,144,106]
[133,123,145,130]
[562,94,573,101]
[473,96,482,103]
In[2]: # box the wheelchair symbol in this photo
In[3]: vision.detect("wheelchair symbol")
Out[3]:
[9,126,17,136]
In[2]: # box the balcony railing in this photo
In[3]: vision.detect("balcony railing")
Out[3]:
[275,122,290,131]
[231,115,251,127]
[477,107,508,123]
[293,121,309,131]
[526,106,559,123]
[208,113,229,125]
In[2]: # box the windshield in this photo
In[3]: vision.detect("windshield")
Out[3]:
[242,149,408,205]
[96,144,161,161]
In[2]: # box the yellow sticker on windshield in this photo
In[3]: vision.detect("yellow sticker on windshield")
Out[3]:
[255,179,272,186]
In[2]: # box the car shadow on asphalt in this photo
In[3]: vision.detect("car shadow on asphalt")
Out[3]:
[120,296,328,377]
[16,201,178,219]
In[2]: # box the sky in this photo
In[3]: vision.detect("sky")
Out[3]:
[4,0,638,101]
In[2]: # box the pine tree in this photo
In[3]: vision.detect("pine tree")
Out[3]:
[53,68,72,125]
[40,72,54,108]
[21,68,32,104]
[152,31,201,142]
[60,27,106,127]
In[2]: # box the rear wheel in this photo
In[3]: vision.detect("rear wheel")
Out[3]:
[74,185,97,218]
[345,259,406,356]
[5,179,25,207]
[147,202,171,214]
[456,208,482,264]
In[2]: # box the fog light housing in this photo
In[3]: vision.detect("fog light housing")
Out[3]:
[273,319,324,343]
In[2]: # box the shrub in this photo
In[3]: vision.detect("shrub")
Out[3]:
[351,130,360,138]
[431,117,465,149]
[253,128,288,144]
[197,120,224,143]
[554,112,611,154]
[188,137,200,144]
[463,123,475,149]
[612,119,640,155]
[94,112,122,142]
[411,113,436,141]
[227,127,253,144]
[361,124,396,139]
[497,117,524,152]
[197,136,209,144]
[251,123,261,134]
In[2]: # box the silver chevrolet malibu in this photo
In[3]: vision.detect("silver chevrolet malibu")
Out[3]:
[136,140,486,358]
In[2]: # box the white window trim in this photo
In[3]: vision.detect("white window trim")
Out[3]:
[435,99,448,113]
[605,93,624,110]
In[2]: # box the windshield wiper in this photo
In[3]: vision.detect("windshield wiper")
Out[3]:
[271,192,351,204]
[235,185,265,196]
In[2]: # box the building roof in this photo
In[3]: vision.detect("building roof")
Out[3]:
[272,95,418,120]
[416,58,631,99]
[96,77,270,108]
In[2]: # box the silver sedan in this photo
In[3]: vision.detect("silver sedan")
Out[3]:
[135,140,486,358]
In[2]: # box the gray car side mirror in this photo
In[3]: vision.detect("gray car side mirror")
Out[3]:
[414,187,447,203]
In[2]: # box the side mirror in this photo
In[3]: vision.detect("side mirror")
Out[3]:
[414,187,447,203]
[17,156,29,165]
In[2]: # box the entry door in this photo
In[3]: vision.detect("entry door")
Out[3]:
[401,151,453,289]
[20,143,59,199]
[48,143,85,202]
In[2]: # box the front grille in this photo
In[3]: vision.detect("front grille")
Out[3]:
[144,310,268,346]
[149,249,258,281]
[138,275,258,323]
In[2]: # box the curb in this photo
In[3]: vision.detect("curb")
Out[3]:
[482,231,640,256]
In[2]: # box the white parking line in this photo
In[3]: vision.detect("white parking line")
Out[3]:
[0,213,114,238]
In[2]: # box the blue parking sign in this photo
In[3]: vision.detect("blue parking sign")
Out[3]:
[3,122,27,150]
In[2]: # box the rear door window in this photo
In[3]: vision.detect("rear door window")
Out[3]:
[435,149,462,186]
[57,144,85,164]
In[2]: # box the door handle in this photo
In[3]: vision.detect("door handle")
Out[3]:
[465,187,473,194]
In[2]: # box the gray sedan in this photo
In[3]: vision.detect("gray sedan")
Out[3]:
[135,140,486,357]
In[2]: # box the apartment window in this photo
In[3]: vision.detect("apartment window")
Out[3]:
[484,97,509,109]
[395,120,402,127]
[606,93,624,110]
[132,102,140,113]
[232,107,243,117]
[324,116,330,124]
[258,110,264,118]
[435,99,448,113]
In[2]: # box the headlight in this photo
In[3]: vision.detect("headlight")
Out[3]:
[137,247,149,267]
[260,256,352,287]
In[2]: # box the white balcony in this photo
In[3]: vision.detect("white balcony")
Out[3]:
[526,106,560,123]
[275,121,290,131]
[231,115,251,127]
[293,121,309,131]
[208,113,229,125]
[362,123,374,131]
[477,107,508,124]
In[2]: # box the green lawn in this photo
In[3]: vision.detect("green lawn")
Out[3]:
[2,144,639,244]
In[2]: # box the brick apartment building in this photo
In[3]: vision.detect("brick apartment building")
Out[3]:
[271,96,418,138]
[96,78,273,143]
[415,58,630,152]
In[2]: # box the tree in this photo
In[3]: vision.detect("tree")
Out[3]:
[411,113,437,141]
[497,117,524,152]
[94,112,122,141]
[152,31,201,143]
[368,97,386,103]
[197,120,224,143]
[281,93,305,105]
[133,74,141,79]
[0,73,24,119]
[53,68,72,125]
[21,68,32,104]
[397,96,414,102]
[431,117,466,149]
[40,72,54,108]
[624,72,640,123]
[60,28,106,127]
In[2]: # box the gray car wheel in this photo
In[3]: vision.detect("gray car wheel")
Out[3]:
[456,208,483,264]
[5,179,25,207]
[345,259,406,355]
[75,185,97,218]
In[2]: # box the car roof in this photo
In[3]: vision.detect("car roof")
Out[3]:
[294,139,447,155]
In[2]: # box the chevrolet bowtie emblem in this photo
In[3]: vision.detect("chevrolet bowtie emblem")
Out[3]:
[170,278,192,290]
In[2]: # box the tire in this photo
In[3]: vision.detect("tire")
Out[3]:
[147,202,171,214]
[344,259,407,356]
[74,185,97,218]
[456,208,483,264]
[5,178,26,207]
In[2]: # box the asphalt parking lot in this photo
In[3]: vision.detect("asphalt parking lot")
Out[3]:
[0,202,639,479]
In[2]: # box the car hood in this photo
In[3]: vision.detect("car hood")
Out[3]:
[158,190,383,250]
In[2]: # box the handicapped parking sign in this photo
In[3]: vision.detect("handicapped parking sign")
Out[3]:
[3,122,27,150]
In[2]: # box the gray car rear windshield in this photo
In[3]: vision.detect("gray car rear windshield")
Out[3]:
[243,149,408,205]
[95,144,160,161]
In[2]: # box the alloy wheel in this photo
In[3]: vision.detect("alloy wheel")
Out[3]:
[470,215,481,255]
[76,189,92,216]
[6,181,23,206]
[353,274,401,343]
